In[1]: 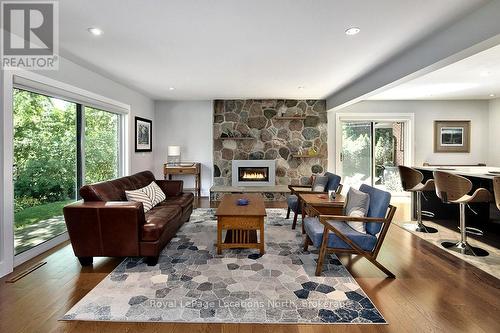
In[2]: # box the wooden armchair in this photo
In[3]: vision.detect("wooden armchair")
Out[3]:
[303,184,397,277]
[287,172,343,229]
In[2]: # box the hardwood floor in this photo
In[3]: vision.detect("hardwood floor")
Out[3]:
[1,197,499,333]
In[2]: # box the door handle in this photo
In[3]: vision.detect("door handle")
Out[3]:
[340,152,344,162]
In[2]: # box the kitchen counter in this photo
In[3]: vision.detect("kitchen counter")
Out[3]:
[411,166,500,231]
[415,166,500,180]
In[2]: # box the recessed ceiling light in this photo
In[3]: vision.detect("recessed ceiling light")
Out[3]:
[345,27,361,36]
[169,87,175,91]
[490,94,496,97]
[480,71,491,77]
[87,27,103,36]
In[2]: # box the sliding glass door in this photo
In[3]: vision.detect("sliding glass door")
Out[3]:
[339,120,406,195]
[340,121,373,189]
[13,89,78,255]
[13,89,122,256]
[373,122,405,194]
[84,107,121,184]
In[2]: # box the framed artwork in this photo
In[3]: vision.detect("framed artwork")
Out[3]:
[135,116,152,152]
[434,120,470,153]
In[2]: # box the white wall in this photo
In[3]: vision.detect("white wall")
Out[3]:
[489,98,500,166]
[154,101,213,196]
[0,57,154,277]
[0,68,14,278]
[326,1,500,109]
[327,100,491,171]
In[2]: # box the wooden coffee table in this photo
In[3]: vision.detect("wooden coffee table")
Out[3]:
[299,193,345,216]
[215,194,266,255]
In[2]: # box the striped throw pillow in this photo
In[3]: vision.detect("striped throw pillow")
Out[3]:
[125,188,154,213]
[145,181,166,206]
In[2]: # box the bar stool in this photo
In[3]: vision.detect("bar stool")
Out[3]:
[398,166,438,233]
[433,171,491,257]
[493,176,500,211]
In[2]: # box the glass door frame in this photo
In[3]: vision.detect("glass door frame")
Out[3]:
[335,113,414,190]
[12,93,125,264]
[2,74,130,274]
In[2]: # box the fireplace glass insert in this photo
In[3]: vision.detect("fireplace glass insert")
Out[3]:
[238,167,269,182]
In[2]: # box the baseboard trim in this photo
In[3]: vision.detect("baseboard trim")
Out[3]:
[5,261,46,283]
[14,232,69,267]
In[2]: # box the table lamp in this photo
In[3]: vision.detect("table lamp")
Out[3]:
[167,145,181,165]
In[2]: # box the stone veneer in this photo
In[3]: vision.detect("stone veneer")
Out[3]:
[213,99,327,189]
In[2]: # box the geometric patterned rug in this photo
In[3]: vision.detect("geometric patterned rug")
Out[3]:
[62,208,386,324]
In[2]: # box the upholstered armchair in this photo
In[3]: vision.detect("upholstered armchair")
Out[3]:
[303,184,396,277]
[287,172,342,230]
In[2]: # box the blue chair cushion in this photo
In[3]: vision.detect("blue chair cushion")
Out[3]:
[359,184,391,235]
[287,194,301,213]
[324,172,341,192]
[304,217,378,252]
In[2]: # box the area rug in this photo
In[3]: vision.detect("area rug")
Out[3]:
[62,208,386,324]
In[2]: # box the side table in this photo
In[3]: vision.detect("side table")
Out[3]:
[163,162,201,197]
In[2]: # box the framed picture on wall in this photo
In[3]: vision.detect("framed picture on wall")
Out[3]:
[135,116,152,152]
[434,120,470,153]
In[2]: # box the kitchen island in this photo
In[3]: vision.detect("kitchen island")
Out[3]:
[413,166,500,232]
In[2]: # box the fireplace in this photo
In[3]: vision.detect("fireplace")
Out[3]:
[239,167,269,182]
[232,160,276,186]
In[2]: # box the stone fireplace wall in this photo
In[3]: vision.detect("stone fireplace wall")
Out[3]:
[213,99,327,187]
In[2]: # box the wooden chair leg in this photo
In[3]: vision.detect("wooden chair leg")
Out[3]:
[368,257,395,278]
[292,211,298,230]
[300,200,306,233]
[286,206,290,219]
[315,230,330,276]
[301,200,305,222]
[303,235,312,251]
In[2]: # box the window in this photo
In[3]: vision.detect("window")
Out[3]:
[13,88,123,255]
[84,107,121,184]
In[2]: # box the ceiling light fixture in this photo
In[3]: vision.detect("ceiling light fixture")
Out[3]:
[87,27,103,36]
[345,27,361,36]
[490,94,496,97]
[169,87,175,91]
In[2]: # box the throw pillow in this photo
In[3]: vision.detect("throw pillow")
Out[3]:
[125,187,154,213]
[344,187,370,233]
[144,181,166,206]
[311,175,329,192]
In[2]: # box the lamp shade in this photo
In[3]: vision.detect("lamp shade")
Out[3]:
[167,145,181,156]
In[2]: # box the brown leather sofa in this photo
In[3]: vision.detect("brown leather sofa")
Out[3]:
[63,171,194,266]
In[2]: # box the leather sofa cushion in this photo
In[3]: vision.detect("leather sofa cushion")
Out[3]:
[142,205,182,241]
[158,193,194,210]
[80,171,156,202]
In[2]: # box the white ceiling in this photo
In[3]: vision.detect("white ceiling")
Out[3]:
[369,43,500,100]
[58,0,486,100]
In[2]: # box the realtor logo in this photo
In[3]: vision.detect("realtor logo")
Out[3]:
[1,1,59,69]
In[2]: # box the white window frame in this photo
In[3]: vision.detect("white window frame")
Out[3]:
[335,112,415,179]
[0,69,131,276]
